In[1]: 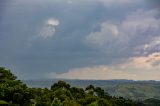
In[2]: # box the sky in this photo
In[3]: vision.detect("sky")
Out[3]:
[0,0,160,80]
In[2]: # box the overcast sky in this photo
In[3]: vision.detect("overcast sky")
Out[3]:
[0,0,160,80]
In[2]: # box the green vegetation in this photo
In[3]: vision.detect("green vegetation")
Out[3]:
[0,100,8,104]
[24,79,160,101]
[0,67,33,105]
[106,83,160,101]
[1,67,159,106]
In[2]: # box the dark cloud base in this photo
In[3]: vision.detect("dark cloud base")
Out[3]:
[0,0,160,79]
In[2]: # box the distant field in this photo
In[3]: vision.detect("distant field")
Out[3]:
[23,79,160,100]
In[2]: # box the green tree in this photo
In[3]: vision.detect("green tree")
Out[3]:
[0,67,144,106]
[63,99,80,106]
[70,87,85,99]
[0,67,17,81]
[85,85,95,96]
[86,85,95,91]
[0,67,33,106]
[51,98,62,106]
[89,101,98,106]
[52,89,73,101]
[51,80,70,91]
[95,87,105,98]
[97,98,112,106]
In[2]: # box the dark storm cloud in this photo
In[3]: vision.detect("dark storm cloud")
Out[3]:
[0,0,9,19]
[0,0,160,79]
[0,0,108,79]
[147,0,160,8]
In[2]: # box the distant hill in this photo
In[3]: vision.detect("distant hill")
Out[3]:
[143,98,160,106]
[106,83,160,100]
[23,79,160,101]
[0,67,142,106]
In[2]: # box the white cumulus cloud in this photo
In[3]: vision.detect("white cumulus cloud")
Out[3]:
[121,9,160,37]
[39,18,60,39]
[86,22,123,48]
[47,18,60,26]
[86,8,160,55]
[27,18,60,46]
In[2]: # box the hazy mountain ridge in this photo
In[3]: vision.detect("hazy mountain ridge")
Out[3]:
[23,79,160,101]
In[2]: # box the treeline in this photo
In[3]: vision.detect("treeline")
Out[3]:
[0,67,145,106]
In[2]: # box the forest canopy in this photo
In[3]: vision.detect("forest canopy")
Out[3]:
[0,67,145,106]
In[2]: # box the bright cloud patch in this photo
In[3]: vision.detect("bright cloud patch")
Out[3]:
[47,18,60,26]
[39,18,60,39]
[121,9,160,37]
[47,52,160,80]
[86,22,123,48]
[86,9,160,55]
[47,8,160,80]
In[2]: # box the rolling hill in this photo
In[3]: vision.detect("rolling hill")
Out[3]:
[23,79,160,101]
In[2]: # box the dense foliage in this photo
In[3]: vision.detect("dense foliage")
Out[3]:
[0,67,149,106]
[24,79,160,101]
[0,67,33,105]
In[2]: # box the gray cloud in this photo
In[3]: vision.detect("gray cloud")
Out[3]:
[0,0,160,79]
[39,18,59,38]
[86,8,160,57]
